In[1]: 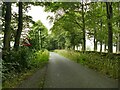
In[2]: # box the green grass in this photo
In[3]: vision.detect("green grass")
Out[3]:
[2,68,36,88]
[54,49,119,79]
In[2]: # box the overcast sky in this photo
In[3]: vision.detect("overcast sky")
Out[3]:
[12,5,54,30]
[26,6,54,30]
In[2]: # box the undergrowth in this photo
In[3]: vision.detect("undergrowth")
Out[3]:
[2,47,49,88]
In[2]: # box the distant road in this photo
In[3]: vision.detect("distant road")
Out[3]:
[44,52,118,88]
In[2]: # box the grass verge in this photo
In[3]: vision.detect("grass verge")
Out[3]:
[54,49,119,79]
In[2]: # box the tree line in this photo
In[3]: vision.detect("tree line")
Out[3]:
[1,2,49,84]
[44,2,120,53]
[1,2,47,60]
[1,1,120,60]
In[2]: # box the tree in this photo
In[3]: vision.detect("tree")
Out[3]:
[3,2,12,52]
[28,20,48,50]
[14,2,23,50]
[44,2,88,51]
[50,10,83,50]
[106,2,113,53]
[81,0,86,52]
[116,2,120,53]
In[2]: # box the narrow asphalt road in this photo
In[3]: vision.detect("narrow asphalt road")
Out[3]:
[43,52,118,88]
[18,66,47,88]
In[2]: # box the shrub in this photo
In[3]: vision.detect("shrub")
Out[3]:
[29,49,49,68]
[2,47,31,82]
[2,47,49,83]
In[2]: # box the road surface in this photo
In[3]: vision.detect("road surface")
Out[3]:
[43,52,118,88]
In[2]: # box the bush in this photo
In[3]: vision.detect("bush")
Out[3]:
[2,47,49,83]
[2,47,31,81]
[29,49,49,68]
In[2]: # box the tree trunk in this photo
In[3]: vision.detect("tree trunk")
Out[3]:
[3,2,12,52]
[94,27,97,51]
[77,46,78,50]
[117,34,120,53]
[106,2,113,53]
[14,2,23,50]
[104,43,107,52]
[81,1,86,52]
[117,2,120,53]
[100,41,102,53]
[40,29,42,50]
[100,18,103,53]
[57,41,59,49]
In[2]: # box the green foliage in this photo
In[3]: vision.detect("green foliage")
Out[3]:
[3,47,31,79]
[55,50,119,79]
[29,49,49,68]
[49,11,83,50]
[2,48,28,84]
[2,47,49,87]
[45,2,119,52]
[28,20,48,50]
[47,34,59,50]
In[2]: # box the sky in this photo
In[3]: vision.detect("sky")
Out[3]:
[26,6,54,30]
[12,5,54,30]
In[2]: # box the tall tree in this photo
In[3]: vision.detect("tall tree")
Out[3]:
[117,2,120,53]
[14,2,23,50]
[106,2,113,53]
[94,27,97,51]
[28,20,48,50]
[81,1,86,51]
[3,2,12,52]
[100,19,103,53]
[100,3,103,53]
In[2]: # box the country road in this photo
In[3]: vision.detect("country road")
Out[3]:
[18,52,118,88]
[43,52,118,88]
